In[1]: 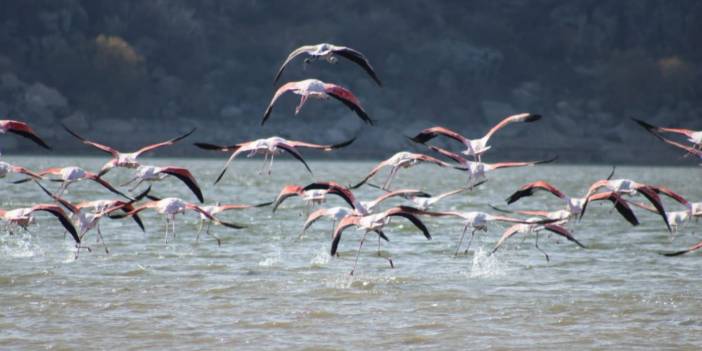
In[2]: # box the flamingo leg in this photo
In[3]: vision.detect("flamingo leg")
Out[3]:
[350,231,369,276]
[463,228,478,255]
[195,220,205,242]
[259,153,269,175]
[382,167,398,191]
[295,95,309,114]
[534,231,550,262]
[96,223,109,254]
[163,217,170,244]
[454,223,471,256]
[205,223,221,246]
[268,152,275,175]
[128,178,145,192]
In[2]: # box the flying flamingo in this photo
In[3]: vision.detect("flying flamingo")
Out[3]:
[635,126,702,164]
[491,191,639,226]
[408,113,541,161]
[428,145,556,187]
[0,161,42,180]
[367,182,481,210]
[271,182,358,213]
[194,136,355,183]
[274,43,382,86]
[580,179,671,232]
[194,201,271,242]
[0,204,78,244]
[350,151,466,190]
[62,124,195,176]
[120,165,204,203]
[489,221,586,261]
[331,206,431,275]
[633,118,702,149]
[125,198,246,244]
[28,166,130,199]
[262,79,372,125]
[0,119,51,150]
[504,181,639,225]
[298,188,432,240]
[36,181,139,256]
[399,207,559,255]
[73,186,153,233]
[628,201,695,234]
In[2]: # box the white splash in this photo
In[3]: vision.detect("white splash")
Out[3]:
[467,247,506,278]
[309,244,330,267]
[258,247,282,267]
[0,232,41,258]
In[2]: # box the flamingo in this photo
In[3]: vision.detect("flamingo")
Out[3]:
[125,198,246,245]
[262,79,372,125]
[298,188,432,240]
[408,113,541,161]
[194,136,355,183]
[633,118,702,149]
[350,151,466,190]
[636,126,702,164]
[120,165,204,203]
[0,119,51,150]
[73,186,153,233]
[274,43,381,86]
[0,161,42,180]
[194,201,271,241]
[399,207,559,255]
[271,182,358,213]
[489,221,586,261]
[505,181,639,226]
[35,181,139,256]
[428,145,556,187]
[580,179,672,232]
[30,166,130,199]
[368,182,479,210]
[62,124,196,176]
[331,206,431,275]
[628,201,694,234]
[0,204,78,244]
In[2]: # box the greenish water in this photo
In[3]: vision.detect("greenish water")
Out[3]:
[1,156,701,350]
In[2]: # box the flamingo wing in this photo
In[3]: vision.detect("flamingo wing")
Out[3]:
[61,123,117,156]
[262,81,301,125]
[349,159,390,189]
[159,167,204,203]
[323,83,373,125]
[483,113,541,141]
[3,120,51,149]
[427,145,467,165]
[287,136,356,151]
[271,185,304,212]
[273,45,319,84]
[330,215,361,255]
[586,192,639,226]
[276,143,312,174]
[408,126,469,145]
[333,46,382,86]
[30,204,80,244]
[662,239,702,257]
[506,180,565,204]
[135,128,196,156]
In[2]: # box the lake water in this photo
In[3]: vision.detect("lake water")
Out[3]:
[1,156,701,350]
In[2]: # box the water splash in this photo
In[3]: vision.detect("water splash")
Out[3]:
[467,247,506,279]
[0,232,40,258]
[309,244,330,267]
[258,247,283,267]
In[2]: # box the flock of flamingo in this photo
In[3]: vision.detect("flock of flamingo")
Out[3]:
[1,43,701,273]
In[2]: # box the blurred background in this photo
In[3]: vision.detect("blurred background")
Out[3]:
[0,0,700,163]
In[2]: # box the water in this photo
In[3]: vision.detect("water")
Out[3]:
[1,156,701,349]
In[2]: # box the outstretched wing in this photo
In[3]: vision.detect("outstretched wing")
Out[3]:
[273,45,318,84]
[333,46,382,86]
[3,120,51,149]
[324,83,373,125]
[135,128,196,156]
[159,167,204,203]
[262,81,301,125]
[61,123,117,156]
